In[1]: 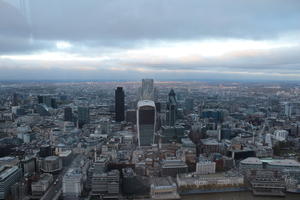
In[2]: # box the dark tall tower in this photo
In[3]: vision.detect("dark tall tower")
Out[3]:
[115,87,125,122]
[64,107,73,121]
[167,89,177,126]
[12,93,18,106]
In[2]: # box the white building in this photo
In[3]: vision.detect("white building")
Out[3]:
[239,157,263,175]
[196,160,216,175]
[31,173,53,196]
[150,177,180,200]
[273,130,288,142]
[63,168,83,197]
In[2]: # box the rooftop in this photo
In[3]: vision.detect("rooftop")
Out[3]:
[137,100,155,108]
[240,157,262,165]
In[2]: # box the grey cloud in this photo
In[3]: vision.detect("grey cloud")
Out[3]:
[1,0,300,53]
[29,0,300,41]
[119,45,300,73]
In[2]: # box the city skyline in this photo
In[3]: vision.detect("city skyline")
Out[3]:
[0,0,300,80]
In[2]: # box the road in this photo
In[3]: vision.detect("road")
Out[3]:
[40,168,68,200]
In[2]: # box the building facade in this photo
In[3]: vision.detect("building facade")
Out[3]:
[137,100,156,146]
[115,87,125,122]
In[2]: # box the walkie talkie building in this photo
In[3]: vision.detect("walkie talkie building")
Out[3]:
[137,100,156,146]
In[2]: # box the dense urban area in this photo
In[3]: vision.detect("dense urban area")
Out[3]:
[0,79,300,200]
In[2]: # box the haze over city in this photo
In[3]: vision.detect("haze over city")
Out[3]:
[1,0,300,80]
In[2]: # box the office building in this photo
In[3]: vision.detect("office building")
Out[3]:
[77,106,89,127]
[63,168,83,198]
[184,98,194,112]
[40,156,62,173]
[140,79,155,100]
[64,107,73,121]
[161,125,185,143]
[161,159,188,177]
[0,166,22,200]
[91,170,120,195]
[137,100,156,146]
[115,87,125,122]
[31,173,53,196]
[196,159,216,175]
[166,89,177,126]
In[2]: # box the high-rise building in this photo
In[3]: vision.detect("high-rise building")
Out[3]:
[137,100,156,146]
[12,93,18,106]
[184,98,194,112]
[166,89,177,126]
[64,107,73,121]
[77,106,89,127]
[140,79,155,100]
[115,87,125,122]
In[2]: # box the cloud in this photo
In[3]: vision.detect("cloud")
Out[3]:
[1,0,300,80]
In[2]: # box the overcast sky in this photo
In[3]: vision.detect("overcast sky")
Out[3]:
[0,0,300,81]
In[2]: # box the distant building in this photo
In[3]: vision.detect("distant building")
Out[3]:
[39,145,52,158]
[77,106,89,127]
[161,125,185,143]
[137,100,156,146]
[177,172,244,193]
[199,138,223,154]
[201,109,226,123]
[64,107,73,121]
[284,102,292,117]
[184,98,194,112]
[12,93,18,106]
[273,130,288,141]
[126,109,136,123]
[166,89,177,126]
[36,104,50,116]
[140,79,155,100]
[115,87,125,122]
[265,159,300,171]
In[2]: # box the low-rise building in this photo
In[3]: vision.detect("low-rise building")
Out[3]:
[0,166,22,200]
[239,157,263,174]
[63,168,83,198]
[161,159,188,177]
[91,170,120,196]
[150,177,180,200]
[31,173,53,196]
[196,159,216,175]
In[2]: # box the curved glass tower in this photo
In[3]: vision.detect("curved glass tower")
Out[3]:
[137,100,156,146]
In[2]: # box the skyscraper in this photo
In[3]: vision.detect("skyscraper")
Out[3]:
[115,87,125,122]
[12,93,18,106]
[64,107,73,122]
[137,100,156,146]
[140,79,155,100]
[77,106,89,128]
[167,89,177,126]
